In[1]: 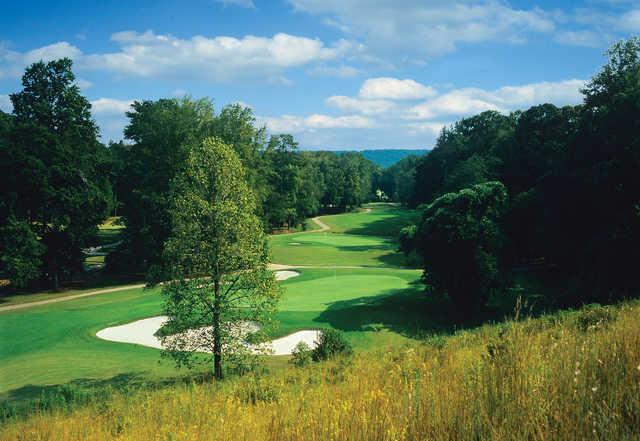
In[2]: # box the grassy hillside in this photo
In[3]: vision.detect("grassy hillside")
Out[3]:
[2,301,638,440]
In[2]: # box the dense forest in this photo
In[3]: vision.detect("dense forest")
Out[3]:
[398,38,640,317]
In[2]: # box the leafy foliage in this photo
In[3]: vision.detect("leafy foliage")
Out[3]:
[311,328,353,361]
[411,38,640,308]
[0,58,111,288]
[160,137,282,379]
[290,341,313,367]
[416,182,509,319]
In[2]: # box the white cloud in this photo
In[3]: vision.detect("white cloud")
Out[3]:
[554,30,611,48]
[289,0,555,59]
[553,6,640,48]
[0,41,81,79]
[326,95,395,115]
[408,90,499,119]
[407,121,447,136]
[260,77,585,149]
[90,98,134,115]
[76,78,93,90]
[260,114,373,133]
[0,94,12,113]
[81,31,350,82]
[359,77,436,100]
[1,31,355,84]
[408,79,585,119]
[617,9,640,31]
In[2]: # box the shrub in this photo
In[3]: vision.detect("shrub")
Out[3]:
[574,304,616,331]
[312,329,352,361]
[290,341,313,367]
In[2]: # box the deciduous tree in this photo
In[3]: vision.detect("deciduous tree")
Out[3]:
[160,137,281,379]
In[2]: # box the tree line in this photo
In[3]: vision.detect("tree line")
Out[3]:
[0,59,380,289]
[399,38,640,318]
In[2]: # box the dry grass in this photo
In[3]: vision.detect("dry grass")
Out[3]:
[3,301,639,441]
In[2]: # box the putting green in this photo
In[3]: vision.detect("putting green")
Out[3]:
[270,232,405,267]
[319,203,419,237]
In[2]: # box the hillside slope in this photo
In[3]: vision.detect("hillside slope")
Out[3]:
[3,301,638,440]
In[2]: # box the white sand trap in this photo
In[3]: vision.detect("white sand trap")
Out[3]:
[97,316,167,350]
[275,270,299,281]
[96,315,319,356]
[289,242,301,245]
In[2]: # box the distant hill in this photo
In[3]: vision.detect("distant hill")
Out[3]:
[333,149,429,168]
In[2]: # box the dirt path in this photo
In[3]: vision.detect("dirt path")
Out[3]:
[0,283,147,313]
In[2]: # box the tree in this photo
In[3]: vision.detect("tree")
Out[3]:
[160,137,281,379]
[377,154,419,205]
[415,181,509,319]
[116,97,216,275]
[413,111,514,206]
[263,134,303,229]
[2,58,110,288]
[551,37,640,300]
[0,218,45,287]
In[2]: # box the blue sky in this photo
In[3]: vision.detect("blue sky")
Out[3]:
[1,0,638,149]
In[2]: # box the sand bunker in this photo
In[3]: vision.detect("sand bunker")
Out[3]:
[275,270,299,281]
[96,315,319,356]
[95,270,308,355]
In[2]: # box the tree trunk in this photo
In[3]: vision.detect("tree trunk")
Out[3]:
[213,278,223,380]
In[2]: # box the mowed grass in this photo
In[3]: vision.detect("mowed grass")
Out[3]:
[0,286,172,400]
[320,203,419,236]
[1,204,427,402]
[270,203,418,267]
[93,216,124,247]
[0,267,426,400]
[270,232,406,267]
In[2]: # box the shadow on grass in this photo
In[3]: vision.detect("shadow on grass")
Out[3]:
[0,369,214,422]
[313,285,457,339]
[334,244,395,253]
[373,251,420,268]
[312,278,535,341]
[339,208,420,237]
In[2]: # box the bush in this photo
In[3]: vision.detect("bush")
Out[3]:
[290,341,313,367]
[312,329,352,361]
[574,304,616,331]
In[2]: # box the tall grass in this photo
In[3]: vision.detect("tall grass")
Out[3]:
[2,302,639,441]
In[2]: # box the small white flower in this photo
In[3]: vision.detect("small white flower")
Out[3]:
[591,387,598,392]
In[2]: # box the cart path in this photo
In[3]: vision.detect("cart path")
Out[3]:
[0,283,148,313]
